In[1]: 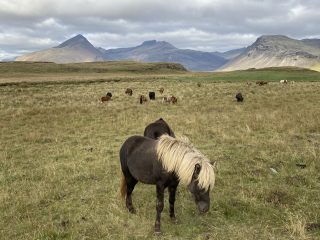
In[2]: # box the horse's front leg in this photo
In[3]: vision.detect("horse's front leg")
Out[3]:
[168,184,178,223]
[155,183,164,234]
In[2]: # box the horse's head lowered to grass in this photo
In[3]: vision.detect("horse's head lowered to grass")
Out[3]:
[156,135,215,213]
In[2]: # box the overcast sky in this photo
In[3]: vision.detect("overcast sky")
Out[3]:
[1,0,320,59]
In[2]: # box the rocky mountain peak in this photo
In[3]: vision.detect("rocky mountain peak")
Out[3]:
[140,40,176,49]
[55,34,93,48]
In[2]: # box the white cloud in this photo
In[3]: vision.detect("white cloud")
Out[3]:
[0,32,57,51]
[0,0,320,59]
[35,18,66,30]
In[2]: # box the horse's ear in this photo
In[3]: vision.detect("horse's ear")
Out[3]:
[193,164,201,178]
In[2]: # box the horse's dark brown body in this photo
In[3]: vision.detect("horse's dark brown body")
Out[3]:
[120,136,178,185]
[125,88,133,96]
[101,96,111,102]
[144,118,175,139]
[236,92,244,102]
[120,136,179,233]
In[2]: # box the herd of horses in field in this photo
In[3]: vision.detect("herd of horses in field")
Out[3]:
[119,118,216,234]
[247,79,295,86]
[101,79,295,106]
[100,87,178,104]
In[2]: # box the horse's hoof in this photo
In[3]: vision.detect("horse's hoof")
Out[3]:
[128,208,136,214]
[154,223,161,235]
[171,217,178,224]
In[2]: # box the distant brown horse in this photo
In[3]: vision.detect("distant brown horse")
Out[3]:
[159,87,164,94]
[162,96,177,104]
[170,96,177,104]
[125,88,133,96]
[101,95,111,102]
[139,95,148,104]
[256,81,268,86]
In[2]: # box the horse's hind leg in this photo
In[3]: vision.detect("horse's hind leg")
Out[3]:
[125,176,137,214]
[155,183,165,234]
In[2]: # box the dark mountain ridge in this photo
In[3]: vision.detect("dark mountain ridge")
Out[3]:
[99,40,228,71]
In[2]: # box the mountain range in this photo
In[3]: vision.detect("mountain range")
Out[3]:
[99,40,230,71]
[15,34,320,71]
[16,35,231,71]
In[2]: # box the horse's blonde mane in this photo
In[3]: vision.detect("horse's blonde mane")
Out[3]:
[156,135,215,191]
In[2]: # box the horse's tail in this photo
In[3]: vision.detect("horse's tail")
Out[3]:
[120,172,127,200]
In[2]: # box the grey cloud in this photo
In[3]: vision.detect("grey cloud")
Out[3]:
[0,0,320,59]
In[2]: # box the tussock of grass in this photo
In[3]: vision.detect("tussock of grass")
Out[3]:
[0,70,320,239]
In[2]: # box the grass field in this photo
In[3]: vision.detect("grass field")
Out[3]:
[0,62,320,239]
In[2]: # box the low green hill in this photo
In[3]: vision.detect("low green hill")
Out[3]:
[1,63,320,86]
[0,61,187,74]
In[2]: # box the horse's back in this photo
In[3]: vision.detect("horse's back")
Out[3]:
[120,136,156,169]
[120,135,164,184]
[120,135,151,160]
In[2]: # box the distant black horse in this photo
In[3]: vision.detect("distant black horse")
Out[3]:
[144,118,175,139]
[149,91,156,100]
[236,92,244,102]
[120,135,215,234]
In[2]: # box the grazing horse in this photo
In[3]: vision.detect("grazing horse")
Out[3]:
[256,81,268,86]
[120,135,215,234]
[162,96,178,104]
[170,96,177,104]
[162,97,170,104]
[149,91,156,100]
[125,88,133,96]
[236,92,244,102]
[101,95,111,102]
[280,79,288,84]
[159,87,164,94]
[144,118,175,139]
[139,95,147,104]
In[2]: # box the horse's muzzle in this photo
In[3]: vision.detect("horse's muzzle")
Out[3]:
[198,201,209,213]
